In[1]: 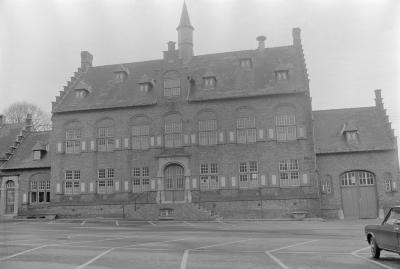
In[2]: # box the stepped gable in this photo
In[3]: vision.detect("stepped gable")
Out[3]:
[1,131,50,170]
[0,122,24,162]
[313,106,395,154]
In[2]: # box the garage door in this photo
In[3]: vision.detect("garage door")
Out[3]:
[340,171,377,219]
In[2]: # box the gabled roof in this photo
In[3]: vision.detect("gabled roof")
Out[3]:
[0,123,24,160]
[53,44,308,113]
[1,131,50,170]
[313,107,395,154]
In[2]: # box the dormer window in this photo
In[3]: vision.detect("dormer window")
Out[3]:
[74,81,90,99]
[75,89,88,98]
[239,58,252,69]
[346,131,358,143]
[33,150,41,160]
[114,65,129,83]
[275,70,289,81]
[204,77,216,89]
[32,141,47,160]
[341,120,358,144]
[138,74,153,94]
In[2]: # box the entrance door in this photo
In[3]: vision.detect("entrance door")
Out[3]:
[164,164,185,202]
[340,171,377,219]
[5,180,15,214]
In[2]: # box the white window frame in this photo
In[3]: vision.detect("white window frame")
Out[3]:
[98,168,115,194]
[279,159,300,187]
[239,161,258,188]
[64,170,80,195]
[66,129,81,154]
[164,78,181,97]
[97,127,114,152]
[30,180,51,204]
[164,121,183,148]
[200,163,219,190]
[132,125,150,150]
[236,116,256,144]
[199,119,217,146]
[132,167,150,193]
[276,115,296,142]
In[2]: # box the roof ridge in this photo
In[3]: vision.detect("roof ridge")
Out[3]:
[313,106,374,113]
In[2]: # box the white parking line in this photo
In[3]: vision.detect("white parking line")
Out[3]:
[351,247,396,269]
[148,221,156,226]
[115,221,119,226]
[75,247,115,269]
[80,219,87,226]
[0,244,49,261]
[265,239,318,269]
[180,250,189,269]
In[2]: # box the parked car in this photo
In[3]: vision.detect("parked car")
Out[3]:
[365,206,400,258]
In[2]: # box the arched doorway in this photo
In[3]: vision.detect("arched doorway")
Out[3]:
[340,170,378,218]
[5,180,15,214]
[164,164,185,202]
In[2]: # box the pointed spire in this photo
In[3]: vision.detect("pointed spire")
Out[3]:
[177,2,194,30]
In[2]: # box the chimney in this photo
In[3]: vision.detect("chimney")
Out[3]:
[81,51,93,72]
[292,28,302,47]
[256,36,266,50]
[167,41,176,52]
[375,89,384,111]
[25,113,33,132]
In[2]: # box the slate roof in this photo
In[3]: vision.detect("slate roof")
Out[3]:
[313,107,395,154]
[53,44,308,113]
[0,123,24,160]
[1,131,50,170]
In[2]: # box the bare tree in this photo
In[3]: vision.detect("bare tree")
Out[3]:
[3,102,51,131]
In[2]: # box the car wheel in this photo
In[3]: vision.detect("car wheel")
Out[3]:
[370,237,381,259]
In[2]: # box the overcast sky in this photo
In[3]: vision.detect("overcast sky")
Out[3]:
[0,0,399,136]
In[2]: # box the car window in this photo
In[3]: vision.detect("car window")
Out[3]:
[386,208,400,225]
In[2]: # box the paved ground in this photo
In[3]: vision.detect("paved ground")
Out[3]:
[0,218,399,269]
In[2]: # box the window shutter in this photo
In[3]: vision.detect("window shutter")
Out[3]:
[257,129,265,141]
[56,183,61,193]
[271,174,277,186]
[89,182,94,192]
[229,131,235,143]
[218,131,225,144]
[115,181,120,191]
[57,142,63,153]
[192,178,197,189]
[231,176,236,187]
[191,133,196,144]
[90,140,95,151]
[81,141,86,152]
[80,182,86,193]
[150,136,155,147]
[115,139,120,149]
[302,173,308,185]
[261,175,266,186]
[268,128,275,140]
[124,138,129,148]
[124,181,129,191]
[220,176,226,188]
[156,135,162,147]
[22,193,27,203]
[297,125,306,139]
[184,134,189,145]
[392,181,398,191]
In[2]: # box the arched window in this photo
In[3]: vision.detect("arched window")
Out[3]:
[96,119,114,152]
[321,175,332,194]
[131,116,150,150]
[198,111,217,146]
[340,171,375,186]
[163,71,181,97]
[65,121,82,154]
[164,114,183,148]
[236,107,256,144]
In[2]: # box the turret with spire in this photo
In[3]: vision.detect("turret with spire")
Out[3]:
[177,2,194,63]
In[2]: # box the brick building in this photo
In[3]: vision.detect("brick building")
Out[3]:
[1,3,398,220]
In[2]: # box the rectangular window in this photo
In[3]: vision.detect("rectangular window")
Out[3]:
[64,170,80,195]
[240,58,252,69]
[276,115,296,142]
[30,180,50,204]
[97,168,115,194]
[199,119,217,146]
[33,150,41,160]
[97,127,114,152]
[236,117,256,144]
[239,161,258,188]
[199,163,219,190]
[132,167,150,193]
[132,125,150,150]
[164,79,181,97]
[66,129,81,154]
[165,121,182,148]
[276,70,289,81]
[279,160,300,187]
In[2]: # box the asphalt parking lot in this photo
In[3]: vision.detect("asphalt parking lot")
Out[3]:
[0,218,399,269]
